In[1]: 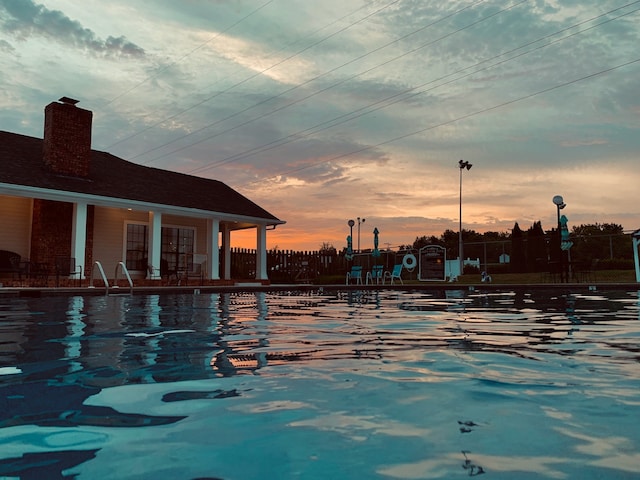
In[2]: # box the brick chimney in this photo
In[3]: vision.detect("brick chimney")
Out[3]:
[43,97,93,178]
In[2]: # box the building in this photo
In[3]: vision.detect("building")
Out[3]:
[0,97,284,284]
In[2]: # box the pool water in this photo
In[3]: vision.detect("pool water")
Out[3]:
[1,289,639,479]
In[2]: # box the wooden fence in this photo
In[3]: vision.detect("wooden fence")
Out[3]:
[230,248,419,283]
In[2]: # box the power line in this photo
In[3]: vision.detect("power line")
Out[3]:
[105,0,388,149]
[125,0,492,163]
[185,2,640,176]
[239,57,640,188]
[102,0,275,108]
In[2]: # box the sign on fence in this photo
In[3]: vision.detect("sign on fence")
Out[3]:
[419,245,446,281]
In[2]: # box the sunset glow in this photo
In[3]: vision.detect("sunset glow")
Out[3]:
[1,1,638,251]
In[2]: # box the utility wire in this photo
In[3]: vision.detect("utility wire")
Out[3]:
[102,1,274,108]
[239,57,640,188]
[186,2,640,175]
[126,0,491,162]
[187,3,639,175]
[105,0,393,149]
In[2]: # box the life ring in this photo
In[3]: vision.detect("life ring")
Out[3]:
[403,253,417,270]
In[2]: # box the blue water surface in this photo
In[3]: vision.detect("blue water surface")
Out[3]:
[1,289,639,479]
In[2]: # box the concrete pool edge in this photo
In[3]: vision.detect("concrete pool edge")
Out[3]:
[0,282,638,298]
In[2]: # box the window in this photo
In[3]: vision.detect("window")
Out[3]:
[126,224,148,271]
[162,227,194,271]
[125,223,195,272]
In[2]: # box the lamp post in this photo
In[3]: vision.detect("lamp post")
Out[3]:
[552,195,566,282]
[348,219,355,243]
[348,219,355,251]
[346,219,355,262]
[458,160,472,276]
[357,217,365,253]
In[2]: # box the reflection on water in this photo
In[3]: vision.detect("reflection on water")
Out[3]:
[1,289,639,479]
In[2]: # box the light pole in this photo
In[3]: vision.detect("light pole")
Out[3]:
[552,195,566,282]
[458,160,472,276]
[357,217,365,252]
[346,219,355,261]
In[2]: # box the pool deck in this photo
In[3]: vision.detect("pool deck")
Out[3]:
[0,281,638,297]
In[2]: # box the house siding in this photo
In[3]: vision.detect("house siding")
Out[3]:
[90,209,210,279]
[92,207,130,276]
[0,195,32,258]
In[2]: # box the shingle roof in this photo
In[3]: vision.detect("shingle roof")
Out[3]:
[0,130,281,223]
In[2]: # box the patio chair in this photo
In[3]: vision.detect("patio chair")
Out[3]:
[0,250,22,279]
[148,258,179,284]
[181,254,207,285]
[366,265,384,285]
[28,261,50,286]
[55,256,82,287]
[384,264,403,284]
[346,265,363,285]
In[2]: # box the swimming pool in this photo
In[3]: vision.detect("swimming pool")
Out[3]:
[1,288,639,479]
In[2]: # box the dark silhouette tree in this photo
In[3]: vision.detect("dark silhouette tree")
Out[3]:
[412,235,442,250]
[319,242,337,255]
[526,221,547,272]
[461,229,489,264]
[571,223,630,261]
[402,221,630,276]
[438,228,483,261]
[511,222,526,273]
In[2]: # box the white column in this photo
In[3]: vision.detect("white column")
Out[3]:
[223,225,231,280]
[148,211,162,279]
[633,233,640,283]
[256,224,267,280]
[71,202,87,278]
[207,218,220,280]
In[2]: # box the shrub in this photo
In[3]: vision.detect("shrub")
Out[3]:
[595,258,634,270]
[464,264,480,274]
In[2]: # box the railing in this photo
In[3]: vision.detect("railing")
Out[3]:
[89,261,109,294]
[114,261,134,294]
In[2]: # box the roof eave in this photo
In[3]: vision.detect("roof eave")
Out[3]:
[0,183,283,226]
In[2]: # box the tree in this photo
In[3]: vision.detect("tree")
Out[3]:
[571,223,630,261]
[438,229,475,257]
[526,221,547,272]
[474,230,511,267]
[412,235,442,250]
[441,229,459,258]
[401,220,631,274]
[461,229,489,263]
[511,222,526,273]
[482,231,510,242]
[319,242,337,255]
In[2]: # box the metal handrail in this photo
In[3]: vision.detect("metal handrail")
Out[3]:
[114,261,134,294]
[89,261,109,294]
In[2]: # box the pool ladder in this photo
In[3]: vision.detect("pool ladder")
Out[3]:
[113,261,134,295]
[89,261,134,294]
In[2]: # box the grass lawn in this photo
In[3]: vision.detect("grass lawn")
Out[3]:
[455,270,635,285]
[318,270,637,285]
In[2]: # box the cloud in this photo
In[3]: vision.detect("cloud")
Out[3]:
[0,0,145,58]
[560,138,608,148]
[203,31,315,85]
[0,37,13,52]
[1,0,638,251]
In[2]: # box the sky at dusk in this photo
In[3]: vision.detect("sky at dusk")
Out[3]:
[1,0,639,252]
